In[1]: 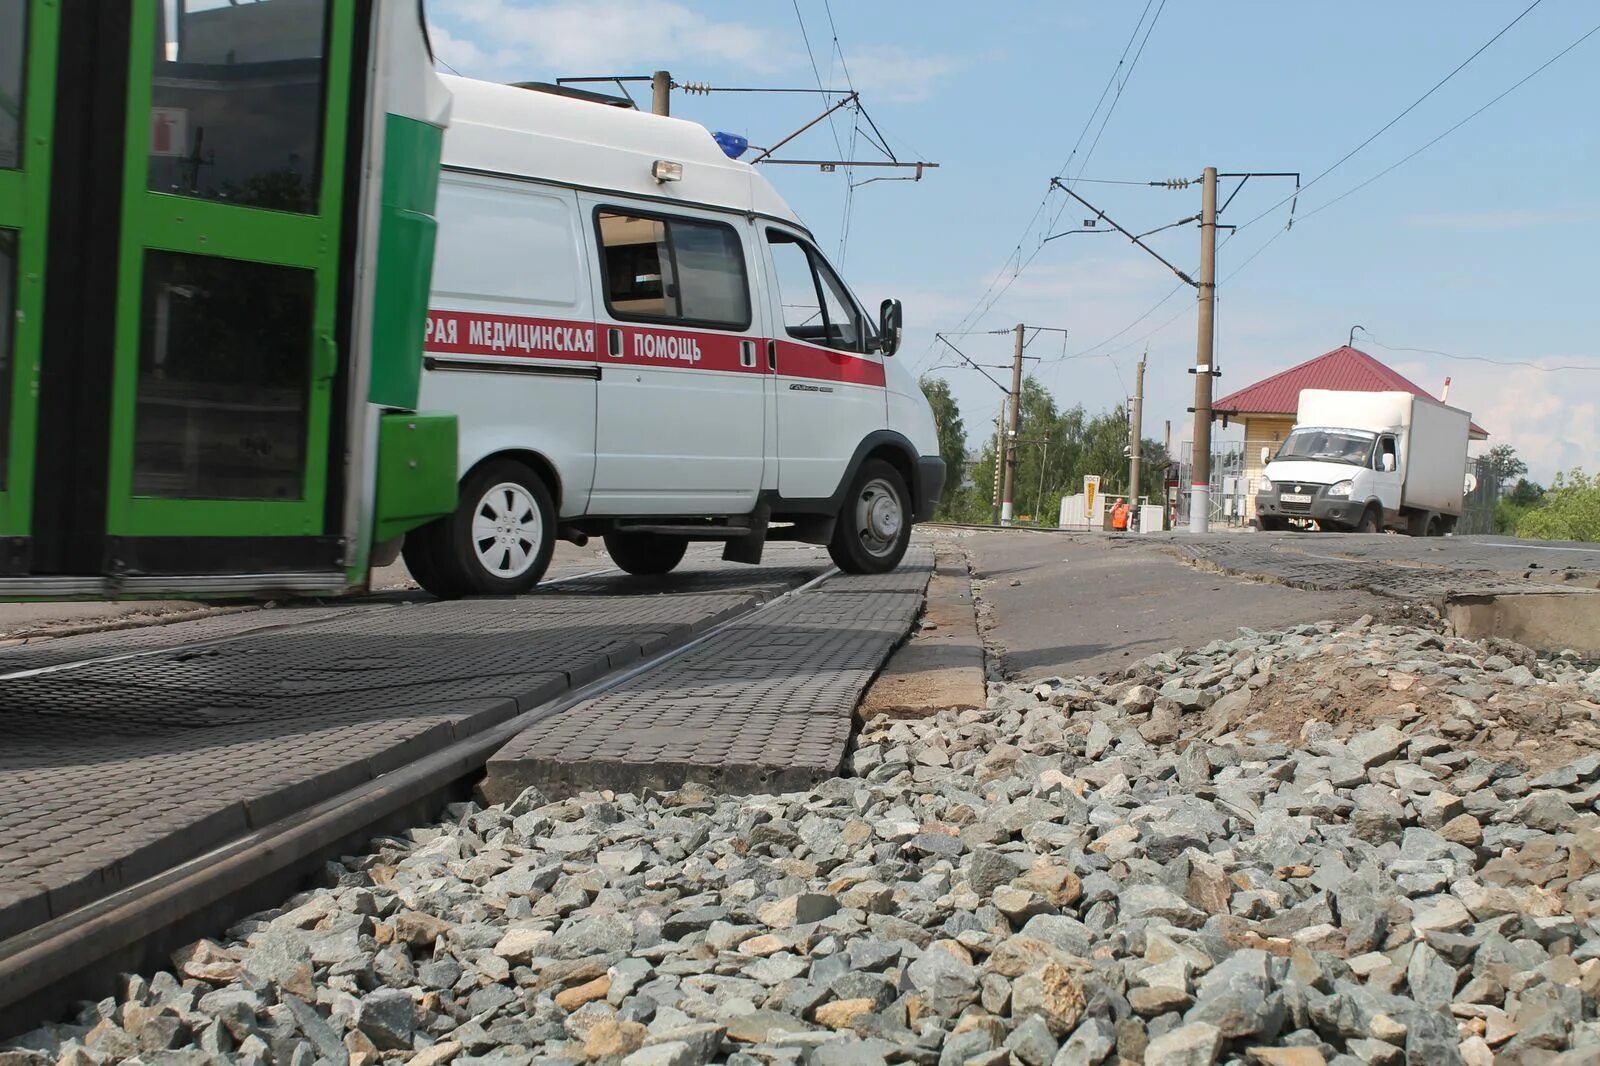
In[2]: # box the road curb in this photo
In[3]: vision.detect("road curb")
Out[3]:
[858,544,986,722]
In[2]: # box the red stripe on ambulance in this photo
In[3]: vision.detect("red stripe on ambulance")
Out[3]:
[425,310,884,387]
[774,341,886,387]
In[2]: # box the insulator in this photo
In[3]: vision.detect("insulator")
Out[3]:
[680,81,713,95]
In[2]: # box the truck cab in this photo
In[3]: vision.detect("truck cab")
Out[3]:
[1256,427,1399,532]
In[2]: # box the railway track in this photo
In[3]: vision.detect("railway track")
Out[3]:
[1,552,854,1034]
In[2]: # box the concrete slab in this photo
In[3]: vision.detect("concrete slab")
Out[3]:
[859,547,985,721]
[483,548,935,803]
[0,552,829,946]
[1444,590,1600,657]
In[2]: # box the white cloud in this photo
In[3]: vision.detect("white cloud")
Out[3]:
[430,0,780,80]
[839,45,966,104]
[429,1,962,107]
[1443,365,1600,483]
[427,24,508,75]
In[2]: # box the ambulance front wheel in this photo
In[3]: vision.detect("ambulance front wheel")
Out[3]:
[404,460,557,598]
[829,458,912,574]
[603,531,688,576]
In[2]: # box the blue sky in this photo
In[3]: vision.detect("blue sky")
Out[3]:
[428,0,1600,483]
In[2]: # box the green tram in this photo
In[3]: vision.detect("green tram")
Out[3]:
[0,0,456,598]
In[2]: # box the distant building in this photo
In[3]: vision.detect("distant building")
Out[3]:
[1214,345,1488,522]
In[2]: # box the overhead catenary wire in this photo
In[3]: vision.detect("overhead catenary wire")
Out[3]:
[1214,14,1600,289]
[819,0,861,265]
[1295,18,1600,227]
[917,0,1166,367]
[790,0,847,163]
[1232,0,1547,235]
[964,0,1171,338]
[1051,4,1564,381]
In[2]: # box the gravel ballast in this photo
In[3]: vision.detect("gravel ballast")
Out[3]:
[8,616,1600,1065]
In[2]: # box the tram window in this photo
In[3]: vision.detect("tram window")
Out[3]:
[134,251,312,501]
[0,230,14,486]
[0,0,23,170]
[148,0,330,214]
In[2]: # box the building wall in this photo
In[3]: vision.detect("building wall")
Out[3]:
[1241,415,1295,522]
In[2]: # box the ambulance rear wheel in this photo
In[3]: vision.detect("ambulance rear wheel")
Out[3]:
[829,459,912,574]
[404,460,556,598]
[604,531,688,576]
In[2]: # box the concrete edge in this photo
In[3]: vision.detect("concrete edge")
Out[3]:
[858,544,986,723]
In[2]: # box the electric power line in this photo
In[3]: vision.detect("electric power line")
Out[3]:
[915,0,1166,366]
[1363,335,1600,373]
[1216,14,1600,288]
[790,0,847,163]
[820,0,861,265]
[1233,0,1547,235]
[1296,18,1600,226]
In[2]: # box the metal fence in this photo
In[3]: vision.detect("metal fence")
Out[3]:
[1459,454,1500,534]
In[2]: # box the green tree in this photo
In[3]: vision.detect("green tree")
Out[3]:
[1517,469,1600,542]
[1484,444,1528,491]
[918,376,967,517]
[1508,478,1545,506]
[958,375,1169,525]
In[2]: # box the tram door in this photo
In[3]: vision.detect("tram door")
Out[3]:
[2,0,361,582]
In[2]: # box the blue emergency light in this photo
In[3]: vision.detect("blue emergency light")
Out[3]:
[711,131,748,159]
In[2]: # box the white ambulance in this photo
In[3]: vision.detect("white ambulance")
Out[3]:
[401,76,945,596]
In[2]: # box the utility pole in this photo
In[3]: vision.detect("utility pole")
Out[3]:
[651,70,671,115]
[1050,167,1296,533]
[999,323,1025,526]
[990,402,1005,525]
[1129,351,1146,515]
[1189,165,1218,534]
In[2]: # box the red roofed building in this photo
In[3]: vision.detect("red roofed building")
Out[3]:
[1214,345,1487,522]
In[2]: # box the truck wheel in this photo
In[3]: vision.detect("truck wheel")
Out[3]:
[1406,510,1434,537]
[1427,515,1445,537]
[403,459,556,598]
[1356,506,1381,534]
[829,459,912,574]
[604,531,688,576]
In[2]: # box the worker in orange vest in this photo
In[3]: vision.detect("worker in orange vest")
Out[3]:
[1111,498,1130,532]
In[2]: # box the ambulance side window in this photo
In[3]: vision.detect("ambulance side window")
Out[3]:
[595,209,750,330]
[766,230,863,353]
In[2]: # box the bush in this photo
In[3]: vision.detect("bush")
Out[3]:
[1516,469,1600,543]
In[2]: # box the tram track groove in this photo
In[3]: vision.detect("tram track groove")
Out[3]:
[0,564,625,683]
[0,562,838,1032]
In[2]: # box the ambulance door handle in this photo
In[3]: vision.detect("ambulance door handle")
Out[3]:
[740,340,756,368]
[608,328,622,357]
[767,340,777,371]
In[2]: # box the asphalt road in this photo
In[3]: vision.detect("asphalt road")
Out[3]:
[955,528,1387,682]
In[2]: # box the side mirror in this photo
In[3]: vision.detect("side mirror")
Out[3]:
[1259,446,1271,466]
[1381,453,1396,472]
[879,298,903,356]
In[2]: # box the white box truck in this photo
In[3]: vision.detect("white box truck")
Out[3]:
[1255,389,1471,536]
[400,77,944,596]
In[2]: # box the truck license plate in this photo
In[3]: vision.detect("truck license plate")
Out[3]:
[1281,493,1312,504]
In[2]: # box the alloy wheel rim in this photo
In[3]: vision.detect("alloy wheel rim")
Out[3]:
[472,482,542,578]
